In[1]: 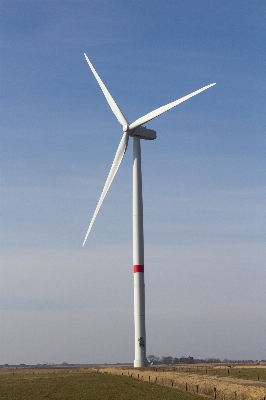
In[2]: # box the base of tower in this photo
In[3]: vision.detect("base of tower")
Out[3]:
[134,359,146,368]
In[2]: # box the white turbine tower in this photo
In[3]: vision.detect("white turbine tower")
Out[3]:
[82,53,215,368]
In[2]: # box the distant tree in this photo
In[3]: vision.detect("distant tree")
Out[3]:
[147,355,160,364]
[180,356,194,364]
[173,357,180,364]
[161,356,173,364]
[205,358,221,363]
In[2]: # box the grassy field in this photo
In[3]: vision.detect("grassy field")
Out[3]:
[149,365,266,382]
[0,368,210,400]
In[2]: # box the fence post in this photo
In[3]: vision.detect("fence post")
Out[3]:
[186,382,188,391]
[214,387,217,399]
[196,384,199,393]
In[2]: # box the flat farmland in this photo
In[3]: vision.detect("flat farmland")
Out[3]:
[0,367,209,400]
[100,365,266,400]
[1,366,266,399]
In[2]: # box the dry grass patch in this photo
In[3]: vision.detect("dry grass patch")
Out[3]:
[170,365,266,382]
[99,366,266,400]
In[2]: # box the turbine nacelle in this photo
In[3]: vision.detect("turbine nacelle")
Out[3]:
[123,124,157,140]
[131,126,157,140]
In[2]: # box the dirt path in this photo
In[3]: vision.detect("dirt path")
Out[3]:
[97,367,266,400]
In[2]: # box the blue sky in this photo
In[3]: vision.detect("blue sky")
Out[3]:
[1,1,265,364]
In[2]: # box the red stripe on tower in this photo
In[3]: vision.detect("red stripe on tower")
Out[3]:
[134,265,144,273]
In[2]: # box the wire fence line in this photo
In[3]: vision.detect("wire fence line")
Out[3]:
[135,373,265,400]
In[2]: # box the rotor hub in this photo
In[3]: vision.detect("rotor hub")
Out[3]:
[123,124,130,132]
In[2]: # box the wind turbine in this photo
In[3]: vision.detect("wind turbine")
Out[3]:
[82,53,215,368]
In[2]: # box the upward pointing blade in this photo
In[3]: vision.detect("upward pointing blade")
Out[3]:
[129,83,216,130]
[84,53,128,126]
[82,132,129,247]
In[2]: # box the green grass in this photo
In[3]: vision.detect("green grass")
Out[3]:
[0,370,210,400]
[149,366,266,382]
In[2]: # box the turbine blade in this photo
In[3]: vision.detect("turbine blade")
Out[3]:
[82,132,129,246]
[84,53,128,126]
[129,83,216,130]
